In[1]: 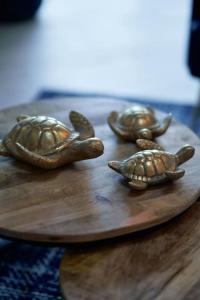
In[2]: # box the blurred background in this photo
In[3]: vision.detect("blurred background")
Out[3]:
[0,0,199,109]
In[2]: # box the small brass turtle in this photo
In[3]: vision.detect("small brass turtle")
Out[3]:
[0,111,104,169]
[108,104,172,141]
[108,139,195,190]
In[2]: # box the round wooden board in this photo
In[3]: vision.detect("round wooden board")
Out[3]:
[0,98,200,243]
[60,202,200,300]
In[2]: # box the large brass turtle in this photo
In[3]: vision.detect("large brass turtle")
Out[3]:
[0,111,104,169]
[108,104,172,141]
[108,139,195,190]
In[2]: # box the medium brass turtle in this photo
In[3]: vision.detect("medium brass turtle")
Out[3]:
[0,111,104,169]
[108,104,172,141]
[108,139,195,190]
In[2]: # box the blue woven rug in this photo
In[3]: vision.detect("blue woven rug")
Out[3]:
[0,90,199,300]
[0,240,65,300]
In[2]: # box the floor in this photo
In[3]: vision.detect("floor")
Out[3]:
[0,0,199,109]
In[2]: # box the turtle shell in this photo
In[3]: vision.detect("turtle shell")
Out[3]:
[121,150,177,183]
[5,116,79,155]
[118,105,157,128]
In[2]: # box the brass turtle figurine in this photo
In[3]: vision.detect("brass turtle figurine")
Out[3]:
[0,111,104,169]
[108,104,172,141]
[108,139,195,190]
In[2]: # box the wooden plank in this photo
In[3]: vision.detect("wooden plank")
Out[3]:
[0,98,199,243]
[60,202,200,300]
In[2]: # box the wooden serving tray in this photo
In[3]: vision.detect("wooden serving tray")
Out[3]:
[0,98,199,243]
[60,202,200,300]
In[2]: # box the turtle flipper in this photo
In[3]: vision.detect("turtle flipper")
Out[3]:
[136,139,165,151]
[165,169,185,181]
[0,140,10,156]
[128,180,148,190]
[152,113,172,137]
[69,111,95,140]
[16,114,31,122]
[108,111,133,140]
[16,143,60,169]
[175,145,195,166]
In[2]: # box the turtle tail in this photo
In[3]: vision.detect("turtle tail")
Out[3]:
[175,145,195,166]
[69,111,95,140]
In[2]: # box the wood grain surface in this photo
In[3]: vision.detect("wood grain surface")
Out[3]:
[60,202,200,300]
[0,98,200,243]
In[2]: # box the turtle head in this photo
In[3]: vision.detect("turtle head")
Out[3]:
[85,138,104,158]
[74,137,104,160]
[175,145,195,166]
[137,128,152,140]
[108,161,122,174]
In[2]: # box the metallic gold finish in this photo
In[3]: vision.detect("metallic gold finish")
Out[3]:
[108,139,195,190]
[107,104,172,141]
[0,111,104,169]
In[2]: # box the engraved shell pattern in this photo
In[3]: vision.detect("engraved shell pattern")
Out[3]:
[118,105,157,128]
[121,150,176,183]
[5,116,78,155]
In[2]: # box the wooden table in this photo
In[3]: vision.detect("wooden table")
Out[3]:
[60,202,200,300]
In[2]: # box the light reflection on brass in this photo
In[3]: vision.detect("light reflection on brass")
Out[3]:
[0,111,104,169]
[108,139,195,190]
[108,104,172,141]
